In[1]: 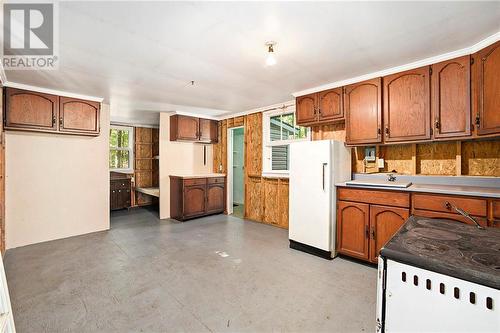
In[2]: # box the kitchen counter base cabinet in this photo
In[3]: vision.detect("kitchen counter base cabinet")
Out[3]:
[110,178,131,210]
[170,176,225,221]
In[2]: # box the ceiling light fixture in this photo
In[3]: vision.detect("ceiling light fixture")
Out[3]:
[265,41,277,66]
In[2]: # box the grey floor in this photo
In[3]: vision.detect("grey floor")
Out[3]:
[4,207,377,333]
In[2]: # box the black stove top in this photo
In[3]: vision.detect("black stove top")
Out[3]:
[380,216,500,290]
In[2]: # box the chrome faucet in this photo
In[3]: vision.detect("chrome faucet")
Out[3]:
[387,174,396,182]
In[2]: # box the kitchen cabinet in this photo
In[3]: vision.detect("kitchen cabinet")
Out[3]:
[431,56,471,139]
[337,201,370,261]
[383,66,431,142]
[4,88,58,132]
[369,205,409,263]
[473,40,500,136]
[59,97,100,135]
[344,78,382,145]
[296,88,344,126]
[170,115,218,143]
[170,175,226,221]
[110,178,131,210]
[4,87,100,136]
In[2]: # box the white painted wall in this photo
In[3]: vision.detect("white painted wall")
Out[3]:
[159,113,213,219]
[232,128,244,205]
[5,104,111,249]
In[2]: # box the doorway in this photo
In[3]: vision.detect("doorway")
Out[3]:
[227,126,244,218]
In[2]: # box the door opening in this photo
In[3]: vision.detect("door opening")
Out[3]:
[227,126,244,218]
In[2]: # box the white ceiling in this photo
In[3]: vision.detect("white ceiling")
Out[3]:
[3,1,500,125]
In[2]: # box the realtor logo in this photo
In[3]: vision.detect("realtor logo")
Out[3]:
[2,2,58,69]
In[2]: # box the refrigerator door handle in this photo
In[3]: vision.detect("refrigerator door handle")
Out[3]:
[322,162,327,191]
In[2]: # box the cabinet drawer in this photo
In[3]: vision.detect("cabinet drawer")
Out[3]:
[412,193,487,217]
[111,179,130,190]
[492,200,500,219]
[413,209,488,228]
[183,178,207,186]
[207,177,225,184]
[337,188,410,208]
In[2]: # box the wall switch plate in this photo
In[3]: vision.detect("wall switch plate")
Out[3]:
[377,158,385,169]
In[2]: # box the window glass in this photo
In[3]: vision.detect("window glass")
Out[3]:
[271,145,289,171]
[109,126,133,171]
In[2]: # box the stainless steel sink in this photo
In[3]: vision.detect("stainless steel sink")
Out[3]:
[345,179,412,188]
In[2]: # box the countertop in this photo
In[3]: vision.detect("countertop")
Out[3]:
[380,216,500,290]
[336,182,500,198]
[170,173,226,179]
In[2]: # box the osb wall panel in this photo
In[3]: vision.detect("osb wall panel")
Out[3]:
[417,142,456,175]
[135,159,152,171]
[228,116,244,128]
[462,140,500,176]
[136,127,153,143]
[213,120,228,173]
[135,171,153,187]
[380,144,414,174]
[277,179,289,229]
[245,176,263,221]
[245,113,262,177]
[312,123,346,141]
[136,143,153,158]
[263,178,279,225]
[134,126,159,206]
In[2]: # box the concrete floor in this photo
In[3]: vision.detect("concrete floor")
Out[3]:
[4,207,377,333]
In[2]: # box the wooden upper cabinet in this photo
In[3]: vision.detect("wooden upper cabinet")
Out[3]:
[432,56,471,139]
[336,201,369,260]
[345,78,382,145]
[170,115,218,143]
[383,66,431,142]
[4,88,58,131]
[473,41,500,136]
[318,87,343,122]
[369,205,409,263]
[296,94,317,125]
[59,97,100,135]
[199,118,218,143]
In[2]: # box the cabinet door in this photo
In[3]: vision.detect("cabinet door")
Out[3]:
[183,185,206,218]
[172,115,200,141]
[59,97,100,135]
[474,41,500,136]
[369,205,409,263]
[337,201,369,260]
[110,189,118,210]
[345,78,382,144]
[199,119,218,143]
[296,94,317,125]
[206,183,225,214]
[5,88,58,131]
[432,56,471,139]
[383,67,431,142]
[318,88,343,122]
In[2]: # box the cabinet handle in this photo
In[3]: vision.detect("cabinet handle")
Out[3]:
[59,117,63,126]
[365,225,370,239]
[475,115,480,126]
[377,127,381,135]
[371,227,376,240]
[435,120,440,129]
[385,127,389,136]
[52,115,56,126]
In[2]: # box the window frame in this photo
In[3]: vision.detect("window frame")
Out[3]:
[262,106,311,178]
[109,125,135,173]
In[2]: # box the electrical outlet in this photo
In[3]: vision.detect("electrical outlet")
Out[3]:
[377,158,385,169]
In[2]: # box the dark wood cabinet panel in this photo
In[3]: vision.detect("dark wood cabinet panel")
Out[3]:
[345,78,382,145]
[110,179,131,210]
[206,183,225,214]
[59,97,100,135]
[183,185,207,218]
[170,115,218,143]
[369,205,409,263]
[432,56,471,139]
[337,201,369,260]
[474,41,500,136]
[170,176,226,221]
[318,87,343,122]
[199,118,218,143]
[296,94,317,125]
[383,66,431,142]
[4,88,58,131]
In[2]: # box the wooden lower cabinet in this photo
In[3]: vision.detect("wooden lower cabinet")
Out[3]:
[110,179,131,210]
[369,205,409,263]
[170,176,226,221]
[337,201,370,261]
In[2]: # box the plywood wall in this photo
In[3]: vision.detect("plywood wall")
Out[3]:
[134,127,159,206]
[212,113,289,229]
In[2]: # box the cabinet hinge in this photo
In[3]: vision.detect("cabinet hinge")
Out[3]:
[429,67,433,75]
[470,57,475,65]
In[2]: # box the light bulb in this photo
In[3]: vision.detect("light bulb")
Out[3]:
[266,53,277,66]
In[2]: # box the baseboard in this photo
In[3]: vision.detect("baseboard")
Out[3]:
[289,240,333,260]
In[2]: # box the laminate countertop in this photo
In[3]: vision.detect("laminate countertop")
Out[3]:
[169,173,226,179]
[335,182,500,198]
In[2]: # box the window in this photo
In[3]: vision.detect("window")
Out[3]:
[109,125,134,172]
[262,106,310,177]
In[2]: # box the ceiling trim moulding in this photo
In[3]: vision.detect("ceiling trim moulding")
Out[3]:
[3,81,104,102]
[292,31,500,97]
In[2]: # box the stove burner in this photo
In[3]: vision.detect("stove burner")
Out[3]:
[409,227,462,241]
[402,238,464,259]
[470,238,500,252]
[471,253,500,270]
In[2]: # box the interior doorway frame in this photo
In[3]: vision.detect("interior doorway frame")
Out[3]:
[226,126,245,215]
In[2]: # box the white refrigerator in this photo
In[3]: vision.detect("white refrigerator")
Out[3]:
[288,140,351,259]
